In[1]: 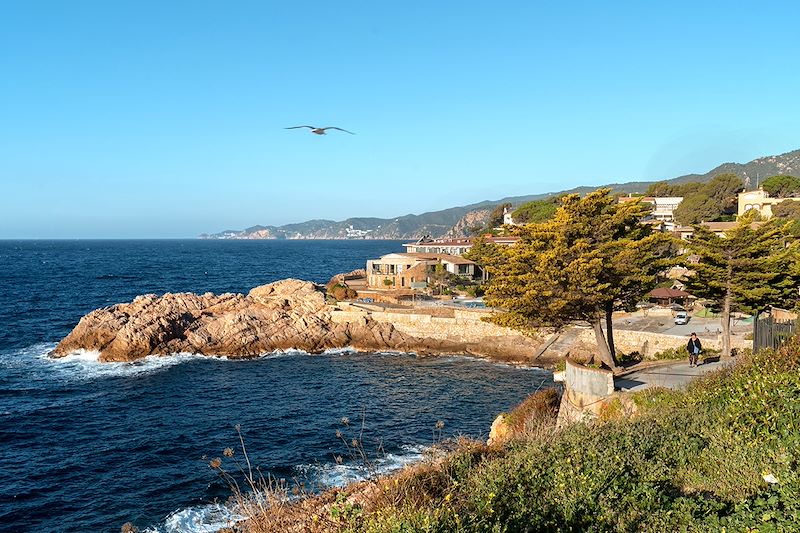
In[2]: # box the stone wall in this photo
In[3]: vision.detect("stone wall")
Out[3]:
[331,304,749,363]
[574,327,750,359]
[331,306,526,344]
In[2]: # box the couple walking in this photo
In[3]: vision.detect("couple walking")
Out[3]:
[687,333,702,367]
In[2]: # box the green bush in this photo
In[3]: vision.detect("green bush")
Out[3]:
[652,345,690,360]
[349,340,800,532]
[326,283,357,301]
[616,351,643,364]
[465,285,485,298]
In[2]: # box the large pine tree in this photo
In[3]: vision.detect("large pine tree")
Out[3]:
[481,189,670,369]
[685,215,800,357]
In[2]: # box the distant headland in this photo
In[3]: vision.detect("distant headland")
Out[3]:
[200,148,799,241]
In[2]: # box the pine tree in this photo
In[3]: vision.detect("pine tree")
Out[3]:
[482,189,668,369]
[684,214,800,357]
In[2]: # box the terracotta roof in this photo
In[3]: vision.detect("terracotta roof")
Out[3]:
[403,236,520,248]
[438,256,476,265]
[403,238,472,247]
[649,287,691,299]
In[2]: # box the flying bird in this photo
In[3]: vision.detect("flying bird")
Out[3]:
[285,125,355,135]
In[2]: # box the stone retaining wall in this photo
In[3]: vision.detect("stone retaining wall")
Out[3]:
[574,328,749,359]
[331,306,520,344]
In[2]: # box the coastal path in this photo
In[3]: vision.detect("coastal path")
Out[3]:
[615,357,736,393]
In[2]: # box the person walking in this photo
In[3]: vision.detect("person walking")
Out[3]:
[687,333,702,367]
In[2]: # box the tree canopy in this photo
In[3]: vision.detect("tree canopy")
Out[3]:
[672,194,721,225]
[762,175,800,198]
[772,200,800,219]
[511,196,560,224]
[673,173,743,225]
[684,214,800,356]
[480,190,670,369]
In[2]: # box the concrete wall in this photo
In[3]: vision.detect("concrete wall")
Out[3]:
[564,358,614,399]
[557,359,615,426]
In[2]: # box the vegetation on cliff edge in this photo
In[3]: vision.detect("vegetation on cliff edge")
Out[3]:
[221,339,800,532]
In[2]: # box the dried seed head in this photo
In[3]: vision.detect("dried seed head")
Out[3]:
[209,457,222,469]
[341,417,350,426]
[435,420,445,430]
[223,447,234,458]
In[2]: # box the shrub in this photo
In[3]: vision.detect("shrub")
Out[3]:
[503,388,560,434]
[616,351,643,364]
[465,285,485,298]
[326,283,357,302]
[350,340,800,532]
[652,345,690,360]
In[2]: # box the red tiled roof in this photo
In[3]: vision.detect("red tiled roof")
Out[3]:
[649,288,690,298]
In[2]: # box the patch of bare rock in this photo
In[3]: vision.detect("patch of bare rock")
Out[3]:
[51,279,421,362]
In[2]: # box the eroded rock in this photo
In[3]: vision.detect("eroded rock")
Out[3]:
[51,279,415,362]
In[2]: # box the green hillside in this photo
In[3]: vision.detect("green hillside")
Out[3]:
[203,148,800,239]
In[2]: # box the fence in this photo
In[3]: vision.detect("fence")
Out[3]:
[753,313,797,351]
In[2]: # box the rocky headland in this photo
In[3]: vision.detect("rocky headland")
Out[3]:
[51,279,543,363]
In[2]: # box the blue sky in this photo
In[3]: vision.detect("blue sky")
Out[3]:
[1,1,798,238]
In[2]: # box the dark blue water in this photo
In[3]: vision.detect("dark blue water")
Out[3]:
[0,240,550,532]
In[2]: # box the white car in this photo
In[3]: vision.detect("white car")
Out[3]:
[674,311,690,325]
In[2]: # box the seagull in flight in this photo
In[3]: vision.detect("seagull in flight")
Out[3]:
[285,125,355,135]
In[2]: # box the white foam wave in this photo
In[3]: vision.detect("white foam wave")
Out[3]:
[142,443,430,531]
[262,347,356,358]
[143,503,243,533]
[297,444,429,489]
[3,343,423,383]
[41,350,219,380]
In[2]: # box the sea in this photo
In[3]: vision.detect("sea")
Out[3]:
[0,240,552,532]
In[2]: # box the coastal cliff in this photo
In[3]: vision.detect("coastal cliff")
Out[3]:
[51,279,544,363]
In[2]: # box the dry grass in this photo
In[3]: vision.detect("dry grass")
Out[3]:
[214,434,504,533]
[503,387,560,435]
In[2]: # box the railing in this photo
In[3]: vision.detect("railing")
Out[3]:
[753,314,797,351]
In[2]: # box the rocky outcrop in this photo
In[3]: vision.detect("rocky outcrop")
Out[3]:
[51,279,418,362]
[52,278,551,364]
[443,209,491,239]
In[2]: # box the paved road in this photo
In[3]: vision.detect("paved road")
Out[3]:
[615,358,736,392]
[613,314,752,339]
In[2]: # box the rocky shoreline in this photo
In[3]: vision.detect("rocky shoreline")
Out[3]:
[51,279,546,364]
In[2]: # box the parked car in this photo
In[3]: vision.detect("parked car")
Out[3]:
[674,311,690,325]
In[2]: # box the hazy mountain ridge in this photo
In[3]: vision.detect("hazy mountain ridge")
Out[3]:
[200,148,800,240]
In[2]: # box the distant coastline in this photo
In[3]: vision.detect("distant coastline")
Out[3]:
[200,147,800,241]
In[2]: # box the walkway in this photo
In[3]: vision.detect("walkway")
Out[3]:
[615,358,736,392]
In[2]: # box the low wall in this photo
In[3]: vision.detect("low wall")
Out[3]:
[331,306,523,345]
[564,358,614,398]
[557,359,615,426]
[574,328,749,358]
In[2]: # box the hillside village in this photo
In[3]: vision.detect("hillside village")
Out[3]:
[324,179,800,368]
[357,183,800,295]
[200,148,800,241]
